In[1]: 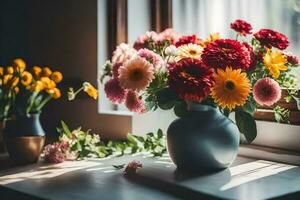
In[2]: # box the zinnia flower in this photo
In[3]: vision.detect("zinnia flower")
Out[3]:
[175,35,202,47]
[201,39,251,70]
[41,67,52,77]
[13,58,26,72]
[112,43,137,65]
[119,56,154,92]
[177,44,203,60]
[230,19,253,36]
[243,42,259,70]
[254,29,289,50]
[211,67,251,110]
[168,58,214,102]
[263,50,287,78]
[124,161,143,175]
[104,78,127,103]
[253,77,281,106]
[51,71,63,83]
[138,48,163,69]
[32,66,42,78]
[21,71,33,86]
[125,91,146,113]
[285,53,299,67]
[43,142,69,164]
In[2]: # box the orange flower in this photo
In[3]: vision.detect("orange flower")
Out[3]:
[6,66,14,74]
[47,88,61,99]
[13,58,26,72]
[31,80,44,92]
[32,66,42,77]
[0,67,3,76]
[41,67,52,77]
[83,82,98,100]
[40,77,56,89]
[51,71,63,83]
[21,71,33,86]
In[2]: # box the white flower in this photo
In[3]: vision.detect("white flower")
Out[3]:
[165,45,178,56]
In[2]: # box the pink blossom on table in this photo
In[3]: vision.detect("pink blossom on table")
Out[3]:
[253,77,282,106]
[138,48,163,69]
[112,43,137,65]
[43,142,69,164]
[124,160,143,175]
[125,90,146,114]
[104,78,127,104]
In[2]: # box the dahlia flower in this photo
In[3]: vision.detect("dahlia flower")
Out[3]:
[211,67,251,110]
[177,44,203,60]
[201,39,251,70]
[104,78,127,103]
[253,77,281,106]
[112,43,137,65]
[43,142,69,164]
[119,56,155,91]
[263,50,287,78]
[125,91,146,113]
[175,35,202,47]
[254,29,289,50]
[138,48,163,69]
[230,19,253,36]
[124,161,143,175]
[286,53,299,66]
[168,58,214,102]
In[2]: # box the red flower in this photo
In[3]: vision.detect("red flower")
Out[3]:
[168,58,214,102]
[201,39,251,70]
[286,53,299,66]
[243,42,259,70]
[104,78,127,104]
[230,19,252,36]
[254,29,289,50]
[175,35,202,47]
[43,142,69,164]
[124,161,143,175]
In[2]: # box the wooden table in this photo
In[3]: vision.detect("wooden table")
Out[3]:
[0,154,300,200]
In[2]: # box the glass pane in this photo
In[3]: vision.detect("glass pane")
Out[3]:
[173,0,300,85]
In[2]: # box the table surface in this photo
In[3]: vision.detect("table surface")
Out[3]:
[0,154,300,200]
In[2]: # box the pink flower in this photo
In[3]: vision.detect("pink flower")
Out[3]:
[104,78,127,104]
[133,31,161,50]
[253,77,282,106]
[112,43,137,65]
[138,48,163,69]
[119,56,154,92]
[125,91,146,114]
[124,161,143,175]
[112,63,122,78]
[43,142,69,164]
[159,28,180,44]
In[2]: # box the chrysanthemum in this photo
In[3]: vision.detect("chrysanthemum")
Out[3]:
[253,77,281,106]
[175,35,202,47]
[254,29,289,50]
[263,50,287,78]
[159,28,180,44]
[211,67,251,110]
[230,19,253,36]
[119,56,155,91]
[104,78,127,103]
[168,58,214,102]
[138,48,163,69]
[177,44,203,60]
[125,91,146,113]
[201,39,251,70]
[285,53,299,67]
[112,43,137,65]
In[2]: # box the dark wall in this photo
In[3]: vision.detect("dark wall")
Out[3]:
[0,0,131,140]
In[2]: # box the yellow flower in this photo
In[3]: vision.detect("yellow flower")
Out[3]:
[211,67,251,110]
[83,82,98,100]
[13,58,26,72]
[32,66,42,77]
[263,50,287,78]
[201,33,221,47]
[177,44,203,60]
[51,71,63,83]
[41,67,52,77]
[40,77,56,89]
[3,74,13,85]
[21,71,33,86]
[14,87,20,94]
[6,66,14,74]
[31,80,44,92]
[10,77,20,88]
[47,88,61,99]
[0,67,3,76]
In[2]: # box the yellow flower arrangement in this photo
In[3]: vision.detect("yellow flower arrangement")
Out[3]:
[51,71,63,83]
[32,66,42,78]
[21,71,33,86]
[263,49,287,78]
[13,58,26,72]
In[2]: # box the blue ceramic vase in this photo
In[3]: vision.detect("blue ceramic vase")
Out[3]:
[167,102,240,172]
[5,113,45,165]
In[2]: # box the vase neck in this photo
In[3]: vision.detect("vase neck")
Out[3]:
[187,102,217,112]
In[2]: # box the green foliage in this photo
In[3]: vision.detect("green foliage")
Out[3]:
[274,106,290,124]
[57,121,167,160]
[235,109,257,143]
[242,96,256,115]
[99,61,113,83]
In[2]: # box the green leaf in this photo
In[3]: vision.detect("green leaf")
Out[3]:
[235,110,257,143]
[174,101,188,118]
[61,121,71,137]
[157,129,163,138]
[243,97,256,115]
[293,97,300,110]
[112,164,125,170]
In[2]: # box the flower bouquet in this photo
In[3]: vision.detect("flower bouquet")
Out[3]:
[101,19,299,171]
